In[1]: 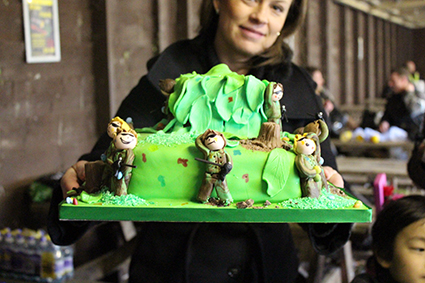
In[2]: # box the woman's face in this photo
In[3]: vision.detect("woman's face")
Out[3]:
[379,219,425,283]
[213,0,293,58]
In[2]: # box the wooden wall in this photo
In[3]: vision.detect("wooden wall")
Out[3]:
[0,0,424,228]
[0,0,100,227]
[297,0,415,107]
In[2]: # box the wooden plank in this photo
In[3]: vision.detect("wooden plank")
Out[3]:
[376,19,385,97]
[366,15,377,100]
[332,139,414,151]
[305,0,324,67]
[326,0,342,106]
[336,156,408,178]
[357,12,366,105]
[343,7,355,105]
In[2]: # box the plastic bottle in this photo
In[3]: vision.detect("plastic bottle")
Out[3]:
[0,232,4,278]
[22,235,40,281]
[61,245,74,280]
[11,233,26,279]
[40,235,64,282]
[2,232,14,276]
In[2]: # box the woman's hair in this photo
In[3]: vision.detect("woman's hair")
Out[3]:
[372,195,425,262]
[199,0,308,67]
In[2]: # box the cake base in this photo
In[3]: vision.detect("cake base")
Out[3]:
[59,195,372,223]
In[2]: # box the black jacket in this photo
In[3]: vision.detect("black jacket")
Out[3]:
[48,34,351,283]
[380,91,420,140]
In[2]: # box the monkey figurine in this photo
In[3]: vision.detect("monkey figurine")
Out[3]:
[264,82,284,125]
[293,133,328,198]
[195,129,233,205]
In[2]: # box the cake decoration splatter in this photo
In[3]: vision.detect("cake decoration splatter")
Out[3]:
[177,158,188,167]
[158,175,166,187]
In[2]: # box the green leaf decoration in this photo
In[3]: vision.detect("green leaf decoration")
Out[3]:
[263,148,291,198]
[164,64,272,137]
[205,63,231,76]
[216,88,239,121]
[79,191,103,204]
[168,72,196,117]
[202,76,224,102]
[223,72,245,94]
[245,76,267,112]
[232,107,252,124]
[175,75,205,124]
[189,95,212,133]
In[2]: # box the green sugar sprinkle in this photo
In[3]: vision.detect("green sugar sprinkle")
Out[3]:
[279,188,357,209]
[100,191,149,206]
[141,132,198,146]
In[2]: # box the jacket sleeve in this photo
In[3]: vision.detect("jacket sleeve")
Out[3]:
[305,222,353,255]
[404,90,425,119]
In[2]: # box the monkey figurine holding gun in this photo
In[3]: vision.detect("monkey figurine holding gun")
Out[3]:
[107,128,138,196]
[195,129,233,205]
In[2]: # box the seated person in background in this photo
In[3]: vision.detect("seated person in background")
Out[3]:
[408,111,425,189]
[403,60,422,83]
[379,67,425,141]
[305,66,358,138]
[351,195,425,283]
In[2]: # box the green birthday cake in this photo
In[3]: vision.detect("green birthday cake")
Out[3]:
[60,64,371,223]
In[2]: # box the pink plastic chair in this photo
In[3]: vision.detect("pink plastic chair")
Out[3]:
[373,173,387,214]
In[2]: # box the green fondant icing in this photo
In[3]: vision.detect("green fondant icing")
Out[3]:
[189,95,212,131]
[148,145,159,152]
[174,75,205,124]
[201,76,221,101]
[215,88,238,121]
[245,76,267,113]
[128,133,302,202]
[263,148,292,198]
[79,191,102,204]
[163,64,269,138]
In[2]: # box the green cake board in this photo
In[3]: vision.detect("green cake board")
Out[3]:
[59,195,372,223]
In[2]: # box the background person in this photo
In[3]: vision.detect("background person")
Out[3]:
[351,195,425,283]
[379,67,425,141]
[305,66,358,138]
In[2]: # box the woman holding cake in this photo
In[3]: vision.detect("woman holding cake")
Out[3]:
[49,0,351,282]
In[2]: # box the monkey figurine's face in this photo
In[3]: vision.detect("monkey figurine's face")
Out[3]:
[295,137,316,155]
[272,84,283,101]
[107,121,122,138]
[114,131,137,150]
[204,133,225,151]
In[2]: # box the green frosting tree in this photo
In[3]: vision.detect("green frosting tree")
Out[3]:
[164,64,270,138]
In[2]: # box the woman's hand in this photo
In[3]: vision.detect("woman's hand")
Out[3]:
[60,160,88,199]
[322,166,344,188]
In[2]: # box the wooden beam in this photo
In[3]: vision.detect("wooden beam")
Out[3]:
[334,0,425,28]
[378,0,425,10]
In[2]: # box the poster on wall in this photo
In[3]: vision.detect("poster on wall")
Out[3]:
[22,0,61,63]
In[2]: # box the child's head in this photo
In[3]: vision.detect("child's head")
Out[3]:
[372,195,425,283]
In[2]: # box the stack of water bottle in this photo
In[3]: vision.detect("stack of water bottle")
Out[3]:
[0,228,74,282]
